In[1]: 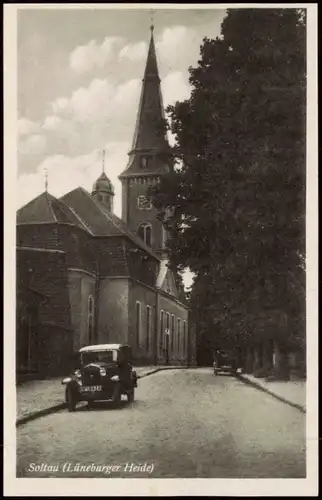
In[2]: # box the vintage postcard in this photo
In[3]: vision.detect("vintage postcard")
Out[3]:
[4,3,318,497]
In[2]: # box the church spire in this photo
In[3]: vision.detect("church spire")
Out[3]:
[119,24,169,175]
[143,23,159,82]
[118,23,172,253]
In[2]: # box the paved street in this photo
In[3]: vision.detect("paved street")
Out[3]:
[16,368,305,478]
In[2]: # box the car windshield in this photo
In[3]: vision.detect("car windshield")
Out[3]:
[81,350,117,365]
[215,350,234,359]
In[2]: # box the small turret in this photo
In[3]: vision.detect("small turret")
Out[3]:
[92,150,114,212]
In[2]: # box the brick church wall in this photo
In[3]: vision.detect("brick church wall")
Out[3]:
[68,269,96,352]
[17,223,61,251]
[97,278,129,345]
[96,237,129,277]
[126,240,159,288]
[128,280,157,364]
[158,293,189,366]
[57,225,96,275]
[37,324,73,376]
[16,247,73,377]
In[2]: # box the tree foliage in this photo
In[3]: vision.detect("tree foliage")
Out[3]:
[151,9,306,351]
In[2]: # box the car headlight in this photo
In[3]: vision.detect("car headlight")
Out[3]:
[100,368,107,376]
[111,375,119,382]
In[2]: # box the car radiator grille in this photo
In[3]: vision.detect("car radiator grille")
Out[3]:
[82,370,102,386]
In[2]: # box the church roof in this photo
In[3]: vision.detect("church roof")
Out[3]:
[60,187,160,260]
[119,26,170,179]
[156,258,180,299]
[16,191,91,233]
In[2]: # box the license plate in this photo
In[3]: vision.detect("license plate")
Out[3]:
[80,385,102,392]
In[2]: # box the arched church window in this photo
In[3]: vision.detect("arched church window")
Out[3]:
[138,225,145,241]
[137,223,152,247]
[88,295,93,314]
[145,225,152,247]
[88,295,94,344]
[160,310,164,352]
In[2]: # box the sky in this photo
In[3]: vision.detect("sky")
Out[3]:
[17,6,227,288]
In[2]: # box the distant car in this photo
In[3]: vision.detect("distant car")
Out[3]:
[213,349,238,376]
[62,343,138,412]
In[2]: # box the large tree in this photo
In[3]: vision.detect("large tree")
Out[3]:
[151,9,306,356]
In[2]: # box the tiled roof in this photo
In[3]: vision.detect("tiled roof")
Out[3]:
[61,188,122,236]
[156,259,169,288]
[156,258,179,298]
[95,237,129,278]
[60,187,160,261]
[17,191,91,233]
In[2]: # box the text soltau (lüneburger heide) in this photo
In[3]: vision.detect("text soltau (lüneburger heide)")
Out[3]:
[27,462,155,474]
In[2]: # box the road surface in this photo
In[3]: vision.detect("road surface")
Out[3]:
[16,368,306,478]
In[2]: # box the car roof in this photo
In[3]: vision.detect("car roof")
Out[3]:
[79,344,129,353]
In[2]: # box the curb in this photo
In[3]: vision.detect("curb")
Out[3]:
[137,365,192,379]
[16,403,66,427]
[16,366,192,426]
[236,373,306,413]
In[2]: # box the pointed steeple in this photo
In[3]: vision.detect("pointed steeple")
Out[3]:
[130,25,168,153]
[119,25,170,179]
[143,24,159,81]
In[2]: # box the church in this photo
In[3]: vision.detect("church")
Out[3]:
[16,26,196,378]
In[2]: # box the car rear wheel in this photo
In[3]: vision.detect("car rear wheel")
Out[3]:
[66,387,77,412]
[127,388,135,403]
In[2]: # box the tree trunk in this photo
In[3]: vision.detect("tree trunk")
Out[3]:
[273,340,290,380]
[253,345,262,373]
[262,339,273,371]
[244,346,254,374]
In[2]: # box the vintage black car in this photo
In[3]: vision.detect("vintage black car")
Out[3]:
[62,344,138,411]
[213,349,238,376]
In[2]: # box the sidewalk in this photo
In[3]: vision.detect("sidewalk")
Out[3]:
[16,365,184,425]
[237,373,306,413]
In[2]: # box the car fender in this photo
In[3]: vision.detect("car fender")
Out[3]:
[65,378,80,395]
[132,371,138,387]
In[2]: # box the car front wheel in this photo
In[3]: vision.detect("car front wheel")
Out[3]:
[127,388,135,403]
[66,386,77,412]
[112,384,121,407]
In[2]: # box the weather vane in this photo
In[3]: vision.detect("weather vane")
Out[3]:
[102,149,106,174]
[149,9,156,31]
[44,167,48,192]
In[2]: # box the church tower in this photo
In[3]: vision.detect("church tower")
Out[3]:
[118,24,172,256]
